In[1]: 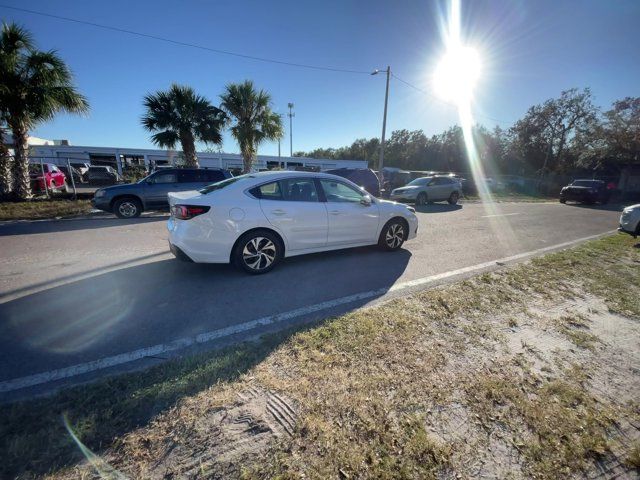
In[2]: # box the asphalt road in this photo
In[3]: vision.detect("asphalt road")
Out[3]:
[0,201,625,395]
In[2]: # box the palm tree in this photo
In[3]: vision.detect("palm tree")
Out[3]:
[141,84,225,168]
[219,80,283,173]
[0,123,11,197]
[0,22,89,200]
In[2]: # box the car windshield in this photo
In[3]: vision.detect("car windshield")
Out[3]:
[199,175,250,194]
[572,180,601,187]
[407,177,431,186]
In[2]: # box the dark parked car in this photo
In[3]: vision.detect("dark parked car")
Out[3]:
[325,168,381,197]
[92,168,233,218]
[559,179,611,205]
[86,165,122,185]
[58,165,84,184]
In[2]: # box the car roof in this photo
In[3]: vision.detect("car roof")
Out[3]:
[574,179,603,182]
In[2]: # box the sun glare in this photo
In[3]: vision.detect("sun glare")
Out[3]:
[434,45,482,104]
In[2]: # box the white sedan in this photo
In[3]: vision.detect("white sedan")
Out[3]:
[167,171,419,274]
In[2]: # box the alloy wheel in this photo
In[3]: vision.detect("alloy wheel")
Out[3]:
[242,237,277,271]
[385,224,405,248]
[118,201,137,218]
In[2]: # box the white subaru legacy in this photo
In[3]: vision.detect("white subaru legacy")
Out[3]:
[167,171,419,274]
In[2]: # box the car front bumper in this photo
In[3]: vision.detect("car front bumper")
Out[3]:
[91,197,112,212]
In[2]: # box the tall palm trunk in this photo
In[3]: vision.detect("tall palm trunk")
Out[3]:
[179,131,198,168]
[240,141,255,174]
[10,121,32,200]
[0,137,12,197]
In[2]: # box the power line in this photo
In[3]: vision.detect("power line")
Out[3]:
[0,4,371,75]
[392,73,512,126]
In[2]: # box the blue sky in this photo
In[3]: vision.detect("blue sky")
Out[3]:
[1,0,639,156]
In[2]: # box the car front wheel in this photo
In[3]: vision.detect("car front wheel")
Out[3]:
[416,192,427,206]
[379,219,407,251]
[234,230,282,274]
[113,198,142,218]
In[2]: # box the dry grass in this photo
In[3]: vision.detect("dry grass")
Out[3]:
[0,199,92,220]
[1,234,639,479]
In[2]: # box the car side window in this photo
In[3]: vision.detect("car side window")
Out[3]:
[177,170,197,183]
[281,178,318,202]
[320,179,365,203]
[255,181,283,200]
[153,173,177,184]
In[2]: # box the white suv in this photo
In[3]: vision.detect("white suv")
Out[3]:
[619,204,640,238]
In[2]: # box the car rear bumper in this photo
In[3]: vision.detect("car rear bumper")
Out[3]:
[167,216,235,263]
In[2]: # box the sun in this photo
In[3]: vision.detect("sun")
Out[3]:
[433,44,482,105]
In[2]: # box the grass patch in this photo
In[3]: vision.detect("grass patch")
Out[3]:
[465,364,615,478]
[626,442,640,469]
[0,199,92,220]
[555,315,599,350]
[1,234,639,479]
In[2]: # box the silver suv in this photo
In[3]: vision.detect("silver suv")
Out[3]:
[390,176,462,206]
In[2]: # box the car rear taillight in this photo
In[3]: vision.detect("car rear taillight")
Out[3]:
[171,205,210,220]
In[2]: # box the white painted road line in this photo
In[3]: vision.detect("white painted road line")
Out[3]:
[0,230,616,393]
[481,212,522,218]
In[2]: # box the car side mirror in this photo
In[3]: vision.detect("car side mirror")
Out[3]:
[360,195,372,206]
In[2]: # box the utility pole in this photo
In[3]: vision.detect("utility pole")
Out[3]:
[371,66,390,194]
[287,102,295,157]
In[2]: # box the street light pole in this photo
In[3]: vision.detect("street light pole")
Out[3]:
[287,102,295,157]
[372,66,391,194]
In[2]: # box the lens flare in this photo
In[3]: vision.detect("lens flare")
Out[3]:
[434,45,482,105]
[436,0,518,251]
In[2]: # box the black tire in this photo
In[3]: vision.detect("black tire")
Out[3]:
[233,230,282,274]
[113,197,142,219]
[378,218,407,251]
[559,198,566,204]
[448,191,460,205]
[416,192,427,206]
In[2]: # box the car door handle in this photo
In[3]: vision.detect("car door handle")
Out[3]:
[271,209,287,216]
[329,210,341,215]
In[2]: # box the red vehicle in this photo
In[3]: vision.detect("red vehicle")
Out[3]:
[29,163,67,193]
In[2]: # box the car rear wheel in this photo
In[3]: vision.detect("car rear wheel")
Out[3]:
[448,191,460,205]
[559,198,566,204]
[114,198,142,219]
[416,192,427,206]
[378,219,407,251]
[234,230,282,274]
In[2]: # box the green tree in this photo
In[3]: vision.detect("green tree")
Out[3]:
[510,88,598,175]
[141,84,225,168]
[219,80,283,173]
[0,22,89,199]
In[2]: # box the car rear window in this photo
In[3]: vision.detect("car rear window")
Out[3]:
[199,175,248,194]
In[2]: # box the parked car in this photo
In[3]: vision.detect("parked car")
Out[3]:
[92,167,232,218]
[28,163,67,193]
[559,179,611,204]
[390,175,462,205]
[86,165,122,185]
[69,162,91,178]
[58,165,84,184]
[167,171,418,274]
[619,204,640,238]
[325,168,381,197]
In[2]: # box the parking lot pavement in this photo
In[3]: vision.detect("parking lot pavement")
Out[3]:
[0,202,624,394]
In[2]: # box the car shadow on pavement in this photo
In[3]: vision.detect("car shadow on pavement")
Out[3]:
[0,216,168,237]
[0,245,411,477]
[414,203,463,214]
[564,203,626,212]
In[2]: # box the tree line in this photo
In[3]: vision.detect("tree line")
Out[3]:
[295,89,640,179]
[0,22,282,200]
